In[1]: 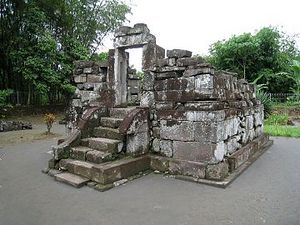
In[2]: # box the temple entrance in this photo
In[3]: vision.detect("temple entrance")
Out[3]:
[112,23,163,107]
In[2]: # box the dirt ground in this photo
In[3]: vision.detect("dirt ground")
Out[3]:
[0,114,66,147]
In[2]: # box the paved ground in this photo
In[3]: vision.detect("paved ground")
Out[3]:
[0,131,299,225]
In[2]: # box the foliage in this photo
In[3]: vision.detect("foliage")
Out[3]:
[136,71,144,80]
[264,125,300,138]
[90,52,109,62]
[288,59,300,100]
[251,73,272,118]
[256,90,272,118]
[0,89,14,107]
[0,0,131,105]
[44,113,56,133]
[209,27,299,93]
[265,114,289,125]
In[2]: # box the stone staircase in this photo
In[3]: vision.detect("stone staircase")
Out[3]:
[53,107,150,190]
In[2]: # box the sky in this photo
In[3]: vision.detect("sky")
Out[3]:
[102,0,300,70]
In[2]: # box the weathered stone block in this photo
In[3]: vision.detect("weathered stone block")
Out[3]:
[92,156,151,184]
[94,127,124,141]
[225,136,241,154]
[168,58,176,66]
[83,68,92,74]
[150,156,169,172]
[70,147,91,161]
[205,161,229,181]
[160,120,194,141]
[128,86,139,94]
[186,110,226,122]
[173,141,216,162]
[71,99,82,108]
[127,132,150,156]
[223,117,239,139]
[142,71,154,91]
[128,79,140,87]
[245,115,254,129]
[156,58,168,67]
[195,74,214,89]
[152,66,186,73]
[155,71,180,80]
[67,160,94,179]
[154,90,195,102]
[157,110,226,122]
[227,142,257,171]
[254,112,263,127]
[159,139,173,157]
[255,125,263,137]
[183,67,214,77]
[154,77,194,91]
[176,57,204,67]
[87,74,106,83]
[167,49,192,58]
[184,101,225,111]
[55,172,89,188]
[74,75,87,83]
[143,42,165,70]
[140,91,155,107]
[86,150,112,164]
[152,127,160,138]
[169,159,206,178]
[152,138,160,152]
[114,26,131,37]
[155,102,174,110]
[194,121,225,143]
[77,90,100,102]
[114,32,156,48]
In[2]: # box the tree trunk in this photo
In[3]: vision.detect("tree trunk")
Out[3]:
[27,84,31,105]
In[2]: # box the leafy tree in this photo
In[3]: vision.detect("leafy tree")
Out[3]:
[289,59,300,100]
[209,27,299,93]
[0,0,131,105]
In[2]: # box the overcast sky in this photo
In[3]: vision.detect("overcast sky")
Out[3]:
[102,0,300,70]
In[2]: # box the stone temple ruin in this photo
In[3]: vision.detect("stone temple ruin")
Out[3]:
[46,23,273,190]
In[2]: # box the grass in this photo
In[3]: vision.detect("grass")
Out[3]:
[264,125,300,137]
[265,114,289,126]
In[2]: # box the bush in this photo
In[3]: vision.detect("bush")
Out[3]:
[265,114,289,125]
[256,90,272,118]
[0,89,13,107]
[44,113,56,133]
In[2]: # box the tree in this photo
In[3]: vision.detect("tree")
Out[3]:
[0,0,131,105]
[289,59,300,100]
[209,27,299,93]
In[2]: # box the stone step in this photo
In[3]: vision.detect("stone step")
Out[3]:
[101,117,123,129]
[81,137,123,153]
[63,156,150,185]
[70,146,93,161]
[54,172,89,188]
[109,107,136,119]
[93,126,125,141]
[86,150,113,164]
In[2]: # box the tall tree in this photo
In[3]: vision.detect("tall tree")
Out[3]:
[0,0,131,105]
[209,27,299,93]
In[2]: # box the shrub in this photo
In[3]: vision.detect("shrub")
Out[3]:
[265,114,289,125]
[44,113,56,133]
[256,90,272,118]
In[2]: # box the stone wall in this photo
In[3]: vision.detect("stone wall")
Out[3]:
[0,120,32,132]
[142,49,264,178]
[127,68,141,105]
[67,61,109,130]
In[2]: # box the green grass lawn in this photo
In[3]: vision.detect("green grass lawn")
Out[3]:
[264,125,300,137]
